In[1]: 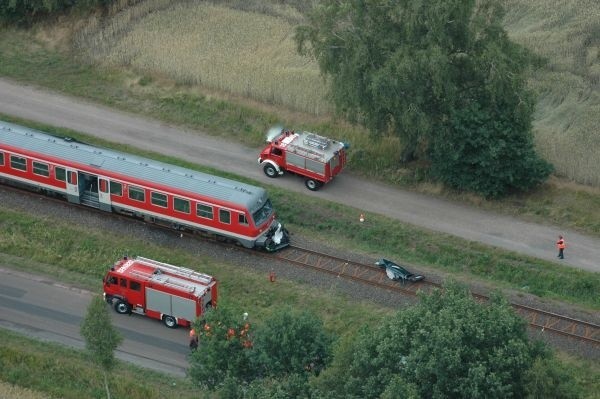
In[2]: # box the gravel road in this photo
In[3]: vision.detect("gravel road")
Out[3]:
[0,78,598,273]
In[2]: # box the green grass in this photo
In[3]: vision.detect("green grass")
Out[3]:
[1,26,600,238]
[0,330,203,399]
[502,0,600,186]
[0,204,390,333]
[72,0,600,186]
[0,115,598,311]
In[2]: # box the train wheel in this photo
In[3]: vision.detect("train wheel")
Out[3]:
[163,315,177,328]
[304,179,322,191]
[114,300,131,314]
[263,164,279,178]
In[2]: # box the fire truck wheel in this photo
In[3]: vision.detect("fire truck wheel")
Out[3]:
[114,300,131,314]
[163,315,177,328]
[304,179,322,191]
[263,163,279,178]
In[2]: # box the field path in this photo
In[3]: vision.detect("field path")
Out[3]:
[1,78,598,273]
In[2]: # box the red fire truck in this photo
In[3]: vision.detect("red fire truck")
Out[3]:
[103,256,217,328]
[258,127,348,191]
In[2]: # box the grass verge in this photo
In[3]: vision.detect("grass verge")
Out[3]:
[0,330,202,399]
[0,116,598,311]
[0,26,599,237]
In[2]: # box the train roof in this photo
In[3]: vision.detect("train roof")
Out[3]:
[0,121,268,212]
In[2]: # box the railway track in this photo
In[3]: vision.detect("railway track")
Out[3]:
[2,184,599,349]
[272,244,600,347]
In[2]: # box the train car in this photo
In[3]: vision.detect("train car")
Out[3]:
[0,120,289,251]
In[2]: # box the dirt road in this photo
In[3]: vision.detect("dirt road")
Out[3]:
[1,78,598,272]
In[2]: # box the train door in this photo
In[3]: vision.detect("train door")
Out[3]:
[65,169,79,203]
[97,177,111,212]
[78,171,100,208]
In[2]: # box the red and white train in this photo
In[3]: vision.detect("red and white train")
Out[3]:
[0,120,289,251]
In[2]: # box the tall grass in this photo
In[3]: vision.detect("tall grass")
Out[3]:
[76,1,329,115]
[75,0,600,186]
[0,124,598,310]
[502,0,600,186]
[0,330,201,399]
[0,381,50,399]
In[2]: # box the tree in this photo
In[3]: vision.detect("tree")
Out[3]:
[0,0,115,25]
[250,307,332,378]
[429,101,553,198]
[188,306,255,389]
[80,295,123,399]
[315,284,541,398]
[188,305,332,393]
[296,0,551,197]
[524,352,582,399]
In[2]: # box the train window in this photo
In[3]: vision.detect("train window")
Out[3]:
[55,167,66,181]
[10,155,27,171]
[110,181,122,196]
[33,161,49,177]
[219,209,231,224]
[0,152,4,165]
[67,171,77,185]
[99,179,108,193]
[197,204,213,219]
[128,186,145,202]
[238,213,248,225]
[174,197,190,214]
[120,278,127,287]
[151,192,168,208]
[130,281,141,291]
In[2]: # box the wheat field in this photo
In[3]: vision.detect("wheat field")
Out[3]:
[502,0,600,185]
[77,1,329,115]
[77,0,599,186]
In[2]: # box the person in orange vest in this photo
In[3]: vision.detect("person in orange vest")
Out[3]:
[556,235,566,259]
[189,328,199,351]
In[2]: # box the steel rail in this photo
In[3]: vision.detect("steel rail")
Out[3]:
[2,184,598,347]
[276,244,600,346]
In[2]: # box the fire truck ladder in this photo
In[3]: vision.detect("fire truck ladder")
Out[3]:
[303,133,330,150]
[129,268,198,293]
[136,256,214,285]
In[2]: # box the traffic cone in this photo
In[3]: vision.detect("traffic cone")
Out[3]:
[359,213,365,223]
[269,271,276,282]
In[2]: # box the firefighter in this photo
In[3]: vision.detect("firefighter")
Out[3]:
[556,235,566,259]
[189,328,199,352]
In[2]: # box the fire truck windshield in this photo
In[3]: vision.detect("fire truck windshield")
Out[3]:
[252,199,273,226]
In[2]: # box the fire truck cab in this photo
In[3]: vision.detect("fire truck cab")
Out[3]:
[258,127,348,191]
[103,256,217,328]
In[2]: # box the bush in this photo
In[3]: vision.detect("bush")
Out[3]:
[430,102,553,198]
[0,0,114,25]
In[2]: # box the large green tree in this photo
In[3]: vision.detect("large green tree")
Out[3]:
[80,295,123,399]
[313,284,545,398]
[188,306,255,389]
[250,307,332,378]
[296,0,551,197]
[189,305,332,392]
